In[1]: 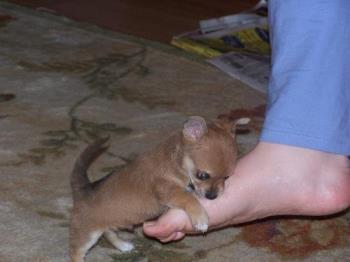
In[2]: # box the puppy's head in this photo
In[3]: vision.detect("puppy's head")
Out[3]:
[182,116,249,200]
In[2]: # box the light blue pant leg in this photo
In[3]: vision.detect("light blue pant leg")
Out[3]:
[260,0,350,155]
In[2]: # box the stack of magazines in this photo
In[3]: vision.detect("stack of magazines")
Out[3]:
[171,0,269,93]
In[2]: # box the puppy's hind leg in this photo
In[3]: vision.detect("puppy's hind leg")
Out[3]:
[104,230,135,252]
[70,227,103,262]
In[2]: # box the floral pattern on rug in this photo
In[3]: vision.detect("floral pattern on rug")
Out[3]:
[240,216,350,259]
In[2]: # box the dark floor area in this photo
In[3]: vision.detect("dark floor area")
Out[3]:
[8,0,257,42]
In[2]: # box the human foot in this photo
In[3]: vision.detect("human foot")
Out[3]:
[143,142,350,242]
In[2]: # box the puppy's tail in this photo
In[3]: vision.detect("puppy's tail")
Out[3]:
[71,137,109,199]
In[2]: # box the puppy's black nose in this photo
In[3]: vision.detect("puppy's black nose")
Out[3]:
[205,191,217,200]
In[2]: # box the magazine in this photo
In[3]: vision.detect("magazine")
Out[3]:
[171,0,270,93]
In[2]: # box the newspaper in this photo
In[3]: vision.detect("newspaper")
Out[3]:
[171,20,269,58]
[171,0,270,93]
[200,0,268,33]
[199,14,265,34]
[208,52,270,93]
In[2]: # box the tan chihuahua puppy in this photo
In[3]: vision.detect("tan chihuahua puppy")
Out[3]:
[69,116,249,262]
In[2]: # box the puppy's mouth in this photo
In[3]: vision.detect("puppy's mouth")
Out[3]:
[186,182,218,200]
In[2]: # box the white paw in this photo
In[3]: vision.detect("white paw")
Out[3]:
[194,222,208,233]
[191,208,209,233]
[118,241,135,252]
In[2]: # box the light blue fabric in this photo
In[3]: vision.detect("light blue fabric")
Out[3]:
[260,0,350,155]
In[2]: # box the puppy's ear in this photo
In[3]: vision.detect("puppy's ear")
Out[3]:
[232,117,250,136]
[183,116,207,142]
[215,117,250,136]
[234,117,250,128]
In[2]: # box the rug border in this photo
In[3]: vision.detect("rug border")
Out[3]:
[0,1,208,65]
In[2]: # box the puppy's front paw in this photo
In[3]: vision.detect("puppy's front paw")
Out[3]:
[191,210,209,233]
[195,221,209,232]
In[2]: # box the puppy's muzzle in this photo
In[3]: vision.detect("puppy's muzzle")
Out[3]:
[205,190,218,200]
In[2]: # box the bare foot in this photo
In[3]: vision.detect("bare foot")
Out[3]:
[143,142,350,242]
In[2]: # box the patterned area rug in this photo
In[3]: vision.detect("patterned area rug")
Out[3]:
[0,2,349,262]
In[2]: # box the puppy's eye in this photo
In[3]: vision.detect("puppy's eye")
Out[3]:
[225,176,229,180]
[196,171,210,180]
